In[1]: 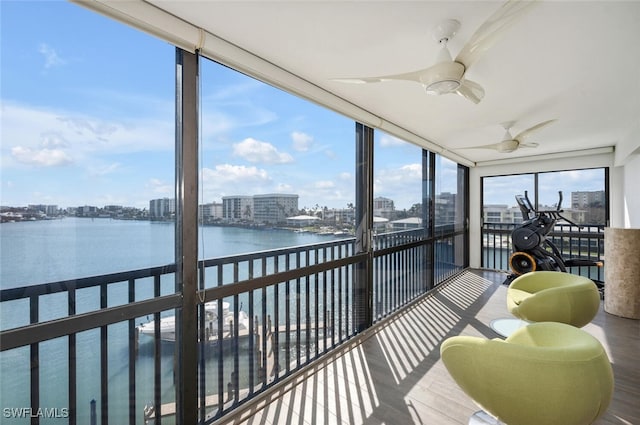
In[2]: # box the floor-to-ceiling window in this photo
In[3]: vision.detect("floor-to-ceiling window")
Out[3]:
[537,168,607,225]
[434,155,468,281]
[372,131,423,230]
[196,57,359,420]
[481,173,535,269]
[371,131,427,318]
[0,2,176,424]
[481,168,607,281]
[199,59,356,243]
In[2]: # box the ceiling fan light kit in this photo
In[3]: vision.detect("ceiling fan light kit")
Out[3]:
[497,140,520,153]
[421,62,464,95]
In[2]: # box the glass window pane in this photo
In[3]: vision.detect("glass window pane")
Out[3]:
[434,155,467,279]
[538,168,606,225]
[373,131,423,234]
[197,58,357,409]
[481,174,534,271]
[1,2,175,288]
[1,2,175,424]
[199,59,356,259]
[435,155,465,230]
[482,174,535,224]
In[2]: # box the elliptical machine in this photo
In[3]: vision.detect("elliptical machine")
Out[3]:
[505,190,603,284]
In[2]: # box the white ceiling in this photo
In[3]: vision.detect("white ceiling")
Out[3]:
[118,1,640,165]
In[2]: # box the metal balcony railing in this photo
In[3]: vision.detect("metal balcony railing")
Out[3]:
[0,228,465,425]
[481,222,605,283]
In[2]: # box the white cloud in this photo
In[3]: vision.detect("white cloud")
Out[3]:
[201,81,278,135]
[147,178,173,195]
[400,163,422,176]
[201,111,236,139]
[89,162,121,177]
[339,172,352,180]
[379,134,405,147]
[40,132,68,148]
[39,43,66,69]
[207,80,264,101]
[232,138,293,164]
[374,162,422,209]
[291,131,314,152]
[1,102,174,167]
[276,183,293,192]
[202,164,270,185]
[11,146,73,167]
[295,174,355,208]
[200,164,272,200]
[376,163,421,186]
[314,180,335,189]
[323,149,337,159]
[58,116,118,140]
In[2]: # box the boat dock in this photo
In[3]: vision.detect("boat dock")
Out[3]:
[143,318,330,423]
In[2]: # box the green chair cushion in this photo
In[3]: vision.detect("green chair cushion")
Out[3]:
[507,271,600,327]
[440,322,614,425]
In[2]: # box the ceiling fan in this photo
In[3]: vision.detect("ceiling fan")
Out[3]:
[464,119,557,153]
[332,0,538,104]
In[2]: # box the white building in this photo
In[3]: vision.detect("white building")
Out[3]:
[253,194,298,224]
[149,198,175,219]
[483,205,523,224]
[222,196,253,222]
[199,202,223,221]
[373,197,394,219]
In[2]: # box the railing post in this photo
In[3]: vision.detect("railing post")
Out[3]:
[354,123,374,332]
[90,399,96,425]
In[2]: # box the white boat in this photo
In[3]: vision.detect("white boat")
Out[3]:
[137,301,249,342]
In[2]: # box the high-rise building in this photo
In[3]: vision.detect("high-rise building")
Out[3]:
[199,202,223,222]
[76,205,98,217]
[28,204,58,216]
[373,196,394,218]
[571,191,605,209]
[222,196,253,222]
[253,194,298,224]
[149,198,175,219]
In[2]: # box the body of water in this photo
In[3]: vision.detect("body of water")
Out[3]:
[0,217,341,424]
[0,217,336,289]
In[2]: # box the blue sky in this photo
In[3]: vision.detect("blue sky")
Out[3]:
[1,1,440,211]
[1,2,602,212]
[483,168,606,208]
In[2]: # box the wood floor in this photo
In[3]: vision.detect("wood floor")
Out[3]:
[214,269,640,425]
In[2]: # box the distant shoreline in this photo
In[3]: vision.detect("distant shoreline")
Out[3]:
[0,215,356,237]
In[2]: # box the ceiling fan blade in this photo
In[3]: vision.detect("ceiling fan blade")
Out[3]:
[455,79,485,104]
[514,119,557,140]
[455,0,539,70]
[460,142,501,150]
[331,68,426,85]
[330,77,386,84]
[519,142,539,148]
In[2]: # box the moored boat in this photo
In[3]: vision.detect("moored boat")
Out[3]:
[137,301,249,342]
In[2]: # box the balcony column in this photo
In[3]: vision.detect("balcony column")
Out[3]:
[423,150,435,290]
[354,123,374,331]
[174,48,199,425]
